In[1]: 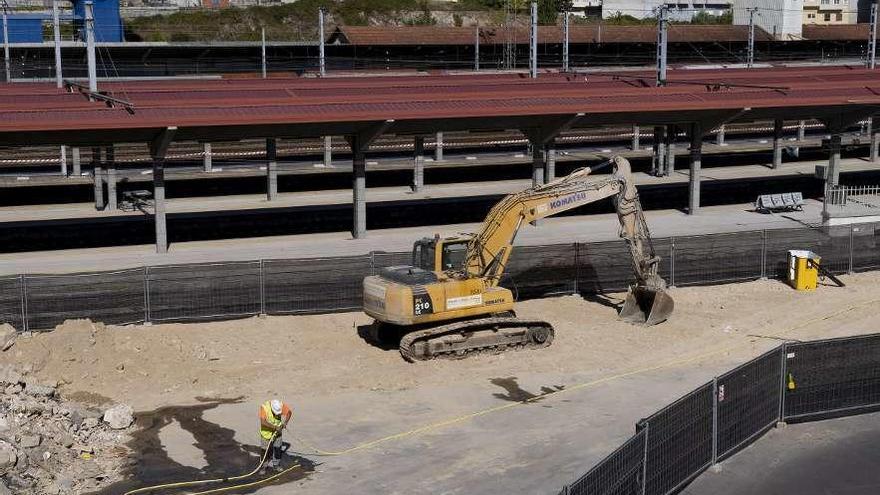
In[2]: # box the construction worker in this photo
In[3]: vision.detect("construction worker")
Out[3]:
[259,399,292,470]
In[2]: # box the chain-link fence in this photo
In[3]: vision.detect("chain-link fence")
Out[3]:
[557,333,880,495]
[1,222,878,332]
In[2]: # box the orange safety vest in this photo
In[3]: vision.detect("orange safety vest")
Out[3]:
[259,401,287,440]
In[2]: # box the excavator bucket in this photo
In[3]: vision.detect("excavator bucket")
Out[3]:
[619,286,674,326]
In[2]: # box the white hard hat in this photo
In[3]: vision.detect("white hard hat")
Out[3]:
[270,399,282,416]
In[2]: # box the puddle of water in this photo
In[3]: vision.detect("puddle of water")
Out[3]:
[489,377,565,403]
[92,396,315,495]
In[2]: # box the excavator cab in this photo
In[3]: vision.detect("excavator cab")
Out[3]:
[412,236,471,272]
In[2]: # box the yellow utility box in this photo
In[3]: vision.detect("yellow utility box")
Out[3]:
[788,250,821,291]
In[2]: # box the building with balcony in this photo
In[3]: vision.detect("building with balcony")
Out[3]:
[803,0,858,24]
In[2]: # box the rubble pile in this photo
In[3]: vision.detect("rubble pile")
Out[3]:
[0,364,135,494]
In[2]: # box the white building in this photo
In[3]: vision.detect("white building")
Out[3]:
[596,1,733,22]
[732,0,804,40]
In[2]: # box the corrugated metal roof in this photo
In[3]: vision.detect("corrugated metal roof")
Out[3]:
[329,24,776,46]
[802,24,870,41]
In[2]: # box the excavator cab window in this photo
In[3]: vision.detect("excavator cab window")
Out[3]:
[439,240,469,271]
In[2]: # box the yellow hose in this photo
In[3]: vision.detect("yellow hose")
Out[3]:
[123,430,282,495]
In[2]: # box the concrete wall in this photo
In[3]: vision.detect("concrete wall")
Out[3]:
[733,0,804,40]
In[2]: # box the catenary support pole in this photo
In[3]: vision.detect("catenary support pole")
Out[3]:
[105,145,116,211]
[261,27,267,79]
[665,125,675,176]
[656,6,668,86]
[266,138,278,201]
[828,133,842,187]
[323,136,332,167]
[92,147,104,210]
[53,0,62,88]
[544,142,556,183]
[794,119,805,158]
[2,11,9,83]
[747,7,757,68]
[71,147,81,176]
[689,123,702,215]
[870,1,878,69]
[60,146,67,176]
[412,135,425,192]
[474,25,480,71]
[352,139,366,239]
[203,142,212,172]
[632,124,640,150]
[772,118,783,169]
[562,11,570,72]
[319,8,326,76]
[85,1,97,93]
[435,131,444,161]
[529,1,537,79]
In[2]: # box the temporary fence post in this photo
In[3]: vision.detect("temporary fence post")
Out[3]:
[669,238,675,288]
[144,266,151,324]
[849,224,854,274]
[259,259,266,316]
[711,377,719,467]
[640,422,649,495]
[760,230,767,279]
[777,342,787,423]
[573,242,579,295]
[18,273,27,333]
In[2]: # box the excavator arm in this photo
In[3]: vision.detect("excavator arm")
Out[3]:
[464,156,673,325]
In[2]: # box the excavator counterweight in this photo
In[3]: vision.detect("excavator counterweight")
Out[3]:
[363,156,674,361]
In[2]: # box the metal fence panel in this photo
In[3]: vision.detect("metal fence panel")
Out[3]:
[503,244,577,299]
[24,269,145,331]
[764,226,852,277]
[148,262,261,322]
[263,256,372,314]
[568,428,647,495]
[578,239,671,294]
[371,251,411,274]
[850,222,880,272]
[783,333,880,421]
[673,231,764,286]
[716,347,783,460]
[0,276,23,331]
[641,382,714,495]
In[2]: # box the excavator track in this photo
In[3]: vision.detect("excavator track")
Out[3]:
[398,317,554,362]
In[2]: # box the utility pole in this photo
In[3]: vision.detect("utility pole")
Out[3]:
[656,5,668,87]
[530,1,537,78]
[318,7,326,76]
[85,0,97,92]
[261,27,267,78]
[562,10,570,72]
[53,0,62,87]
[474,25,479,71]
[870,1,878,69]
[747,7,757,68]
[503,0,515,70]
[2,8,9,84]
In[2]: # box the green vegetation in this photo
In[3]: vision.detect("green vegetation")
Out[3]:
[124,0,731,42]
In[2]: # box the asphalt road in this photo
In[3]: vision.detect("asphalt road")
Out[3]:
[685,412,880,495]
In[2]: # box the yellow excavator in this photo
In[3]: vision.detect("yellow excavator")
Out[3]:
[363,156,674,361]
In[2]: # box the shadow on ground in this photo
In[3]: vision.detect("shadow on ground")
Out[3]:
[93,397,315,495]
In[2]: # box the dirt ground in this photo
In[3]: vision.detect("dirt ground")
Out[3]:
[5,271,880,412]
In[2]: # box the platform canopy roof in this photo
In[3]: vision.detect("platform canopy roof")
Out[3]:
[0,66,879,148]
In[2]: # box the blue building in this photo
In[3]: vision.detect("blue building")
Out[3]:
[0,1,123,44]
[73,0,124,43]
